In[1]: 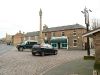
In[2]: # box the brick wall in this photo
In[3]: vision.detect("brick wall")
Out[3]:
[12,33,24,46]
[43,28,86,50]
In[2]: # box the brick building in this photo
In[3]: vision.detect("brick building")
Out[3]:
[12,31,24,46]
[12,24,87,50]
[24,31,39,41]
[12,31,40,46]
[42,24,87,50]
[5,33,12,45]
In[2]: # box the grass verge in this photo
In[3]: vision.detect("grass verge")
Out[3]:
[84,56,95,60]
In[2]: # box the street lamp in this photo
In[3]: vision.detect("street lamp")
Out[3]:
[81,7,92,56]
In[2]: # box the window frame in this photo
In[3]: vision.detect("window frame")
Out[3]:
[45,33,47,36]
[73,39,77,47]
[52,32,55,37]
[61,43,67,48]
[51,43,58,48]
[61,31,65,36]
[73,30,76,36]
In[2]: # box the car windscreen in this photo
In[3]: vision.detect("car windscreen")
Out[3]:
[21,41,27,45]
[33,45,40,48]
[42,44,53,49]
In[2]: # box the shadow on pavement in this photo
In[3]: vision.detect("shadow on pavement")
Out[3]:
[43,58,95,75]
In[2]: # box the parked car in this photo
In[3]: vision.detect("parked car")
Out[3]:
[32,44,58,56]
[16,40,38,51]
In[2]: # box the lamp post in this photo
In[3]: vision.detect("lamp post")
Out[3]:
[39,8,43,44]
[81,7,92,56]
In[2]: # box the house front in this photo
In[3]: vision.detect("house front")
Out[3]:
[24,31,39,42]
[5,33,13,45]
[12,31,40,46]
[42,24,87,50]
[12,31,24,46]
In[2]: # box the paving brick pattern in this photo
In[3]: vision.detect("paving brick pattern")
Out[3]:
[0,48,87,75]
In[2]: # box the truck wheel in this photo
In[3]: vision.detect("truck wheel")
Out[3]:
[41,52,45,56]
[32,52,35,56]
[18,48,20,51]
[19,47,23,51]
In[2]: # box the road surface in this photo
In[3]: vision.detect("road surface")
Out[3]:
[0,45,87,75]
[0,44,14,55]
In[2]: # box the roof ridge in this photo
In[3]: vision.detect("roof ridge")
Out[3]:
[43,24,85,32]
[48,24,74,29]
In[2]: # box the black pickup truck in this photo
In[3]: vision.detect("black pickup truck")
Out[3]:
[16,40,38,51]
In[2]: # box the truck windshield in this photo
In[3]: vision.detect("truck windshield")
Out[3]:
[21,41,27,45]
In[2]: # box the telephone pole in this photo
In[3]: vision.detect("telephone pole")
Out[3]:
[81,7,92,56]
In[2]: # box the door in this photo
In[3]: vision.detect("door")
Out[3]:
[25,42,31,49]
[58,43,60,49]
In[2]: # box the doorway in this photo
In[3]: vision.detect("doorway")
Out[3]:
[58,43,60,49]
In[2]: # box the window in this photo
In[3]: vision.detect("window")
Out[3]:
[61,43,67,48]
[73,39,77,47]
[45,33,47,36]
[26,42,30,45]
[51,43,57,48]
[35,36,38,40]
[28,37,31,40]
[23,37,26,41]
[52,32,55,37]
[73,30,76,36]
[52,44,56,47]
[30,42,37,45]
[61,32,65,36]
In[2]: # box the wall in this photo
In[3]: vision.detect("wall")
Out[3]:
[12,33,24,46]
[43,28,87,50]
[93,32,100,62]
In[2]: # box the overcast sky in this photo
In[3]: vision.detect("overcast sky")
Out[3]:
[0,0,100,38]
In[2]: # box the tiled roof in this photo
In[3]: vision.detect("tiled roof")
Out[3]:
[43,24,85,32]
[25,31,39,37]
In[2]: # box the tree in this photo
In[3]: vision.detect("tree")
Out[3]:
[91,19,100,29]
